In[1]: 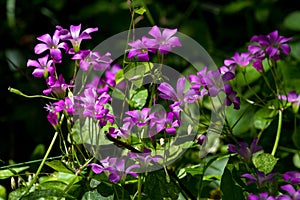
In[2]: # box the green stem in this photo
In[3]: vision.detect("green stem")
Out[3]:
[271,110,283,156]
[8,87,58,100]
[137,174,143,200]
[24,131,59,194]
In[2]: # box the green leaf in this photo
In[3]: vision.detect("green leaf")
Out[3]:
[220,168,244,200]
[21,188,76,200]
[222,1,252,14]
[293,153,300,168]
[293,126,300,149]
[129,88,148,109]
[39,172,82,185]
[0,185,6,199]
[143,170,180,200]
[253,108,278,130]
[46,160,74,174]
[290,42,300,61]
[252,153,278,174]
[0,166,29,179]
[283,11,300,31]
[134,7,146,15]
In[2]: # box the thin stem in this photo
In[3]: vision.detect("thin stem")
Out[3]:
[271,109,283,156]
[8,87,58,100]
[24,131,59,194]
[137,174,143,200]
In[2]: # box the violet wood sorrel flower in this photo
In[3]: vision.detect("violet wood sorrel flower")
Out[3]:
[150,110,180,135]
[34,29,68,62]
[248,30,292,60]
[123,107,153,127]
[158,77,200,103]
[277,184,300,200]
[278,91,300,111]
[224,52,254,67]
[88,157,140,183]
[242,171,276,188]
[128,148,163,169]
[127,37,155,61]
[248,192,275,200]
[228,137,263,163]
[283,171,300,184]
[72,50,112,71]
[144,25,182,54]
[26,55,54,78]
[57,24,98,53]
[43,74,73,98]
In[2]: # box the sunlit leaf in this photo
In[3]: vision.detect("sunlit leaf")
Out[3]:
[220,168,244,200]
[0,166,29,179]
[134,7,146,15]
[45,160,74,174]
[253,108,278,130]
[253,153,278,174]
[82,190,114,200]
[283,11,300,31]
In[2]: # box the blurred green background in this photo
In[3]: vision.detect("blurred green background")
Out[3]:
[1,0,300,170]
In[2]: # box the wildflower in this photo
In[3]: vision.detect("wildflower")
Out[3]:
[89,157,140,183]
[34,30,68,62]
[53,96,75,115]
[124,108,152,127]
[158,77,200,103]
[248,30,292,60]
[150,110,180,135]
[72,50,112,71]
[128,37,155,61]
[57,24,98,53]
[26,55,54,78]
[144,25,182,54]
[283,171,300,184]
[128,148,163,169]
[44,104,59,127]
[224,84,240,110]
[278,91,300,107]
[224,52,253,67]
[248,192,275,200]
[219,65,236,82]
[277,184,300,200]
[189,67,223,97]
[43,74,73,98]
[228,137,263,163]
[242,171,276,188]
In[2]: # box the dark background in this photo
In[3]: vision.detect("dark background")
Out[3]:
[0,0,299,167]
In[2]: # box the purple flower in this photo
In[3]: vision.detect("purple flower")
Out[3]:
[57,24,98,53]
[89,157,140,183]
[277,184,300,200]
[189,67,223,97]
[248,30,292,60]
[158,77,200,103]
[128,37,155,61]
[53,96,75,115]
[144,25,182,54]
[128,148,163,169]
[219,66,236,82]
[27,55,54,78]
[228,137,263,163]
[224,52,253,67]
[34,30,68,62]
[248,192,275,200]
[75,88,112,120]
[283,171,300,184]
[242,171,276,188]
[72,50,112,71]
[224,84,240,110]
[278,91,300,107]
[124,108,152,127]
[43,74,73,98]
[150,111,180,135]
[44,104,59,126]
